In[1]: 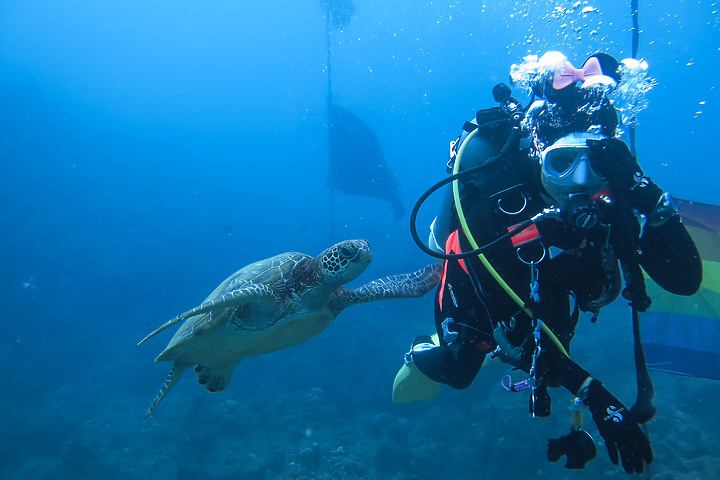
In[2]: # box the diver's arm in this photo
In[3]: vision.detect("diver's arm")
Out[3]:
[640,211,702,295]
[536,332,591,395]
[625,177,701,296]
[586,137,702,296]
[626,180,701,296]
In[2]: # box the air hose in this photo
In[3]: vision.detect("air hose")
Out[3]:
[450,128,569,358]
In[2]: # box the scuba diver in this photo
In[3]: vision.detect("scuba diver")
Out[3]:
[400,52,702,474]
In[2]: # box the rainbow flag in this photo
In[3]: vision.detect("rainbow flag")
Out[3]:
[642,199,720,380]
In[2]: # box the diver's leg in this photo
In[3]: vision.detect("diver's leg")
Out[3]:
[409,257,494,389]
[410,338,487,389]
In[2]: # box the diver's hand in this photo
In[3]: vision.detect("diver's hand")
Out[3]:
[587,138,662,213]
[584,379,653,474]
[586,137,641,191]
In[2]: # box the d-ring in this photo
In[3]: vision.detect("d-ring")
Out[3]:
[516,242,546,265]
[498,193,528,215]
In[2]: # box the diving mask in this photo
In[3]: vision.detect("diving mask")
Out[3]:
[540,132,608,206]
[540,133,609,230]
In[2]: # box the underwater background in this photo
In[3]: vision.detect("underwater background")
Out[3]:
[1,1,719,479]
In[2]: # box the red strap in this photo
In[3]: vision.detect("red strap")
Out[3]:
[438,230,468,310]
[508,223,540,247]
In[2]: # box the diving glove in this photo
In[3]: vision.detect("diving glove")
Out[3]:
[584,379,653,474]
[586,137,663,214]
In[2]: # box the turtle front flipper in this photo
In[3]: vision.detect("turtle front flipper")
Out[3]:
[137,284,275,345]
[338,263,443,308]
[144,361,191,420]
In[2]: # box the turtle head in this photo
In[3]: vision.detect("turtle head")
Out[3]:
[318,239,372,284]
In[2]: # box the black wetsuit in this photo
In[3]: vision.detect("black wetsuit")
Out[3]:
[412,143,702,404]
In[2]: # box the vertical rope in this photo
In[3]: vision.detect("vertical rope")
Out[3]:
[628,5,657,475]
[631,0,640,59]
[326,11,333,106]
[630,307,658,423]
[325,6,335,239]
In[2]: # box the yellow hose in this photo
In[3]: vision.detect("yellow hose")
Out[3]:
[451,127,569,358]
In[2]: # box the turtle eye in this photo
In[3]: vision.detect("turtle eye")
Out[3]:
[339,246,355,259]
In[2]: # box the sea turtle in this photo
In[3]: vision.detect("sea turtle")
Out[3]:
[139,239,441,419]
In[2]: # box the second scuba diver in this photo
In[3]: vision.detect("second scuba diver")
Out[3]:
[400,51,702,475]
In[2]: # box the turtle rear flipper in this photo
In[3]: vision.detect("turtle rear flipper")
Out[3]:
[144,362,191,420]
[194,364,233,393]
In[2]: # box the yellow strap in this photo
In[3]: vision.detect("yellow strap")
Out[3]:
[451,127,569,358]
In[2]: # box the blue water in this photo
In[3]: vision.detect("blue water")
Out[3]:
[1,1,719,479]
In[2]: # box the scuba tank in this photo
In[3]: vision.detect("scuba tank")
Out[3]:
[420,83,537,256]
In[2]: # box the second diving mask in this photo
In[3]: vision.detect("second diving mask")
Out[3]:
[540,133,609,230]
